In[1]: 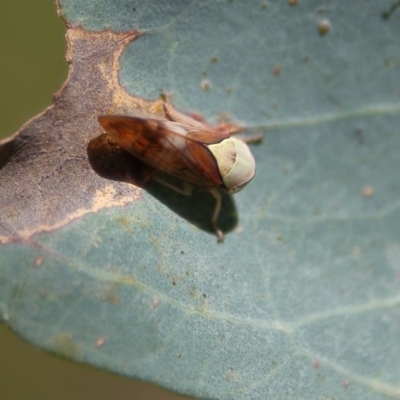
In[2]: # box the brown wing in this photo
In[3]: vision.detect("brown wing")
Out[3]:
[98,115,228,189]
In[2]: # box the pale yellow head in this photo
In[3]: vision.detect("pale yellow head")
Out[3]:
[208,137,256,193]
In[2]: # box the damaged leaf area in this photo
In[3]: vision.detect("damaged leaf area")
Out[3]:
[0,28,162,243]
[1,1,400,400]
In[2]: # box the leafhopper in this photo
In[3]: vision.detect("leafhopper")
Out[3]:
[98,94,258,242]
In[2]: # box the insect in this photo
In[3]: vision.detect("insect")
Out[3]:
[98,94,258,242]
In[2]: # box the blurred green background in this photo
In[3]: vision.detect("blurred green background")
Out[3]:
[0,2,188,399]
[0,2,66,140]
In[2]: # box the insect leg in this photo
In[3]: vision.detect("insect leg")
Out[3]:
[152,173,193,196]
[214,122,243,135]
[161,92,213,131]
[232,132,264,144]
[209,188,224,243]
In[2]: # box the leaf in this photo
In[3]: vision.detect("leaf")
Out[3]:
[1,1,400,399]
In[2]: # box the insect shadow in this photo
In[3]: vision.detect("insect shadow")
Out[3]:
[87,133,238,236]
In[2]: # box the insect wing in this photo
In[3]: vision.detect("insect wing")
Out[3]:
[98,116,224,188]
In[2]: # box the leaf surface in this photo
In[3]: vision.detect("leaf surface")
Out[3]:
[1,1,400,399]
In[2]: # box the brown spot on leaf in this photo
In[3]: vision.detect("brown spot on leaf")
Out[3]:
[95,336,106,347]
[362,185,374,197]
[273,66,282,76]
[318,19,331,36]
[0,27,165,244]
[200,79,211,91]
[235,226,244,234]
[34,257,43,267]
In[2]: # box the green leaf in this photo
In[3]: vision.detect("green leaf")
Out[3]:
[1,1,400,399]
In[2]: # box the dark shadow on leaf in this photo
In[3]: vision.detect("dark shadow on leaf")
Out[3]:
[0,139,15,171]
[87,134,238,236]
